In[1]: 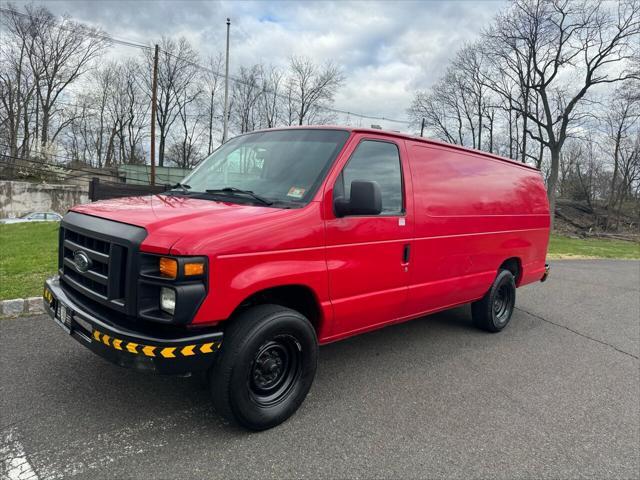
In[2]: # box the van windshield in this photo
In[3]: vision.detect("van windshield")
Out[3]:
[178,129,350,206]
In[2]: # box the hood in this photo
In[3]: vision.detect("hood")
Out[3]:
[71,194,282,253]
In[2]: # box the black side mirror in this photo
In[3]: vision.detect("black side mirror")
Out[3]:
[334,180,382,217]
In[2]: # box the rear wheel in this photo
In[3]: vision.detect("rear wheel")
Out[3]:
[209,304,318,430]
[471,269,516,332]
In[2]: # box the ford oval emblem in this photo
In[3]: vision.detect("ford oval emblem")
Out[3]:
[73,250,92,273]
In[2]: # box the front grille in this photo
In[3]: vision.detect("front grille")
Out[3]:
[59,212,147,316]
[62,228,128,306]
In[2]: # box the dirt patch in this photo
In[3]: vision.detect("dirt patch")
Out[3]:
[554,198,639,240]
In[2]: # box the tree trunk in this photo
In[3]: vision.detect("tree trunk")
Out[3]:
[547,146,561,231]
[208,90,214,155]
[508,108,513,159]
[605,135,621,231]
[521,111,528,164]
[40,106,50,150]
[159,134,165,167]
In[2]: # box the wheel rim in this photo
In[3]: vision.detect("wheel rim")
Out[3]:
[249,335,302,407]
[493,283,514,325]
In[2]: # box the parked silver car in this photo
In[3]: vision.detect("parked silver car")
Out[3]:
[0,211,63,224]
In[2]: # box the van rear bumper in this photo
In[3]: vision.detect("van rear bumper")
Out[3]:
[43,276,223,375]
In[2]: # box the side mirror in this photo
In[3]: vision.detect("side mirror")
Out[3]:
[334,180,382,217]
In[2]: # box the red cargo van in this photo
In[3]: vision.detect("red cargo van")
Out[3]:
[44,127,550,430]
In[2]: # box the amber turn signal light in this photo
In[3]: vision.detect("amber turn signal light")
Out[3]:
[159,257,178,279]
[184,262,205,276]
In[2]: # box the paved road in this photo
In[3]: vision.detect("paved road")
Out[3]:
[2,260,639,479]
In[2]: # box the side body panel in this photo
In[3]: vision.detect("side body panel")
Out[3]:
[405,141,550,318]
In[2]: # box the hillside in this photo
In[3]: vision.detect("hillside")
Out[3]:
[554,198,639,241]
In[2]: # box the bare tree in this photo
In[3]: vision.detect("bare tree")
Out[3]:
[409,67,478,147]
[231,65,263,133]
[146,37,200,166]
[485,0,640,227]
[287,56,343,126]
[0,5,38,164]
[21,5,110,151]
[452,43,492,149]
[168,95,206,169]
[119,59,148,164]
[203,53,224,154]
[604,87,639,228]
[260,65,284,128]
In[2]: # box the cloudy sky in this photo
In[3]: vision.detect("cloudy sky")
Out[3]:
[15,0,507,132]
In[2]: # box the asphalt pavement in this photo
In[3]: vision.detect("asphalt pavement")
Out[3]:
[1,260,639,479]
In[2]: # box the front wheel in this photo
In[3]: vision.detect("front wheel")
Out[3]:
[471,269,516,332]
[209,304,318,430]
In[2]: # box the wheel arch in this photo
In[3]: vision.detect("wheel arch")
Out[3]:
[499,257,523,286]
[229,284,325,335]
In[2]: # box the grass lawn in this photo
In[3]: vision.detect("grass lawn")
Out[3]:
[0,223,638,301]
[1,222,59,300]
[548,234,640,260]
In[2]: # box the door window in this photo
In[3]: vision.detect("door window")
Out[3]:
[334,140,403,215]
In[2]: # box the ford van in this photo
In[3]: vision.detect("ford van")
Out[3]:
[44,127,550,430]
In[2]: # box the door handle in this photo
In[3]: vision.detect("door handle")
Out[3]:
[402,244,411,264]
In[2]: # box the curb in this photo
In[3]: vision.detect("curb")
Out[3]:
[0,297,45,318]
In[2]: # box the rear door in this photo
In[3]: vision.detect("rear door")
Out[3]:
[323,135,414,338]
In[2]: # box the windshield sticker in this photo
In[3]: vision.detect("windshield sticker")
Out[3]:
[287,187,306,199]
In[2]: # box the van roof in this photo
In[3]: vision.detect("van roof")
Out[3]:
[255,125,541,172]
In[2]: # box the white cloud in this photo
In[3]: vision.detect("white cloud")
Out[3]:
[16,0,507,132]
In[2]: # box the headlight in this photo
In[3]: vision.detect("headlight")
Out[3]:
[160,287,176,315]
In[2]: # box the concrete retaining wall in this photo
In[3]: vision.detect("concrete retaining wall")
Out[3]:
[0,180,89,218]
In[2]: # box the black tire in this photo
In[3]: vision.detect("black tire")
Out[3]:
[471,269,516,333]
[209,304,318,430]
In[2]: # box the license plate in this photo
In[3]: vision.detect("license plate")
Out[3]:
[55,302,73,333]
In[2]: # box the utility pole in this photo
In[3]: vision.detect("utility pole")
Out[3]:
[150,44,159,186]
[420,118,425,138]
[222,18,231,144]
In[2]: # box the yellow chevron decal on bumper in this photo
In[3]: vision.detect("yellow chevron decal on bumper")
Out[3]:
[142,346,156,357]
[90,329,221,359]
[160,347,176,358]
[181,345,196,356]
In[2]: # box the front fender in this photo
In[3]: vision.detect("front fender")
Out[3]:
[191,248,332,334]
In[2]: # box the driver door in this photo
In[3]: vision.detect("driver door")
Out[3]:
[324,136,413,338]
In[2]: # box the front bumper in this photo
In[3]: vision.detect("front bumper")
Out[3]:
[43,276,223,374]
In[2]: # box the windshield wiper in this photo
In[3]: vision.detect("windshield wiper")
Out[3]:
[205,187,273,206]
[168,183,192,193]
